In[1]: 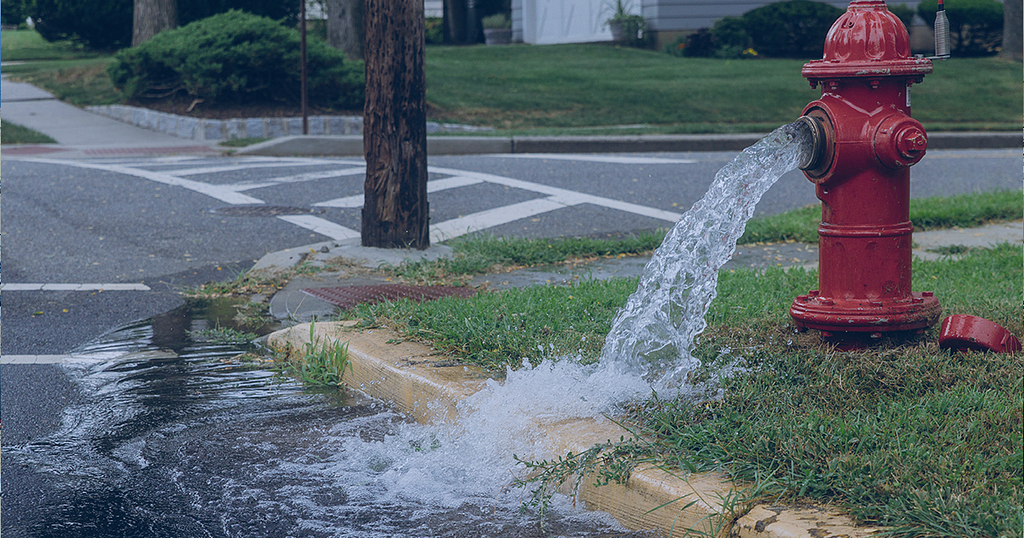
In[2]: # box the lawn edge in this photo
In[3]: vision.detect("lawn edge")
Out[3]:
[268,321,883,537]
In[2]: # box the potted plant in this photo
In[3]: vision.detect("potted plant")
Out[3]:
[482,13,512,45]
[605,0,646,45]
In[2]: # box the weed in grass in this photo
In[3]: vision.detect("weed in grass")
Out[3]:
[188,326,258,345]
[233,301,272,327]
[284,322,353,387]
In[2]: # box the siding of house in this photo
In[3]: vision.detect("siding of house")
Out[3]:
[643,1,923,32]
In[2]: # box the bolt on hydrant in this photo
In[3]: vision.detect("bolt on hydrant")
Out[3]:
[790,0,943,348]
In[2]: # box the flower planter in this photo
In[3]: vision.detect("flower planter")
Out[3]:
[484,28,512,45]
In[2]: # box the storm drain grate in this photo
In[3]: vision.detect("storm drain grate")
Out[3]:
[303,284,478,310]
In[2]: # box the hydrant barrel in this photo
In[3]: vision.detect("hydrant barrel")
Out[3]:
[790,0,941,347]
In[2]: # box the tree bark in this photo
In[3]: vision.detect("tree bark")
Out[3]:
[132,0,177,47]
[361,0,429,250]
[1000,0,1022,60]
[327,0,364,60]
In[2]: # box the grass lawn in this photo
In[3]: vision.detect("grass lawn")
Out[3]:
[332,188,1022,536]
[423,44,1020,134]
[3,29,1020,134]
[1,118,57,144]
[346,242,1022,537]
[0,29,100,62]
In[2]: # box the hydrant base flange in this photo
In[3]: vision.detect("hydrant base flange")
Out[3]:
[790,291,941,333]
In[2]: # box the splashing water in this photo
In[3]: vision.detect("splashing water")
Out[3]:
[600,121,814,390]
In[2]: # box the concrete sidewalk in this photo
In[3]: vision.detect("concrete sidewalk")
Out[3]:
[1,75,221,158]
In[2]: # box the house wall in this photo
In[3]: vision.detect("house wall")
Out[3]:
[644,1,924,32]
[512,0,936,46]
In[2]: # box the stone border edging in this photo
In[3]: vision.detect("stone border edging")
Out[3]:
[86,104,491,142]
[268,321,881,538]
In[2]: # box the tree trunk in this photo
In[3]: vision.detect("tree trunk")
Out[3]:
[327,0,364,60]
[132,0,177,47]
[444,0,466,44]
[1000,0,1022,60]
[361,0,429,250]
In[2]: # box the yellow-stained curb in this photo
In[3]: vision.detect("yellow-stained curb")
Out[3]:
[268,322,881,538]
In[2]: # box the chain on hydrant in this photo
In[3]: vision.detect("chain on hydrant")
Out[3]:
[789,0,941,348]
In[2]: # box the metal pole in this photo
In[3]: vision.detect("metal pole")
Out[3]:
[300,0,309,134]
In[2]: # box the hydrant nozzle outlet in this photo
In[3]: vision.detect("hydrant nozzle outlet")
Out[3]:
[795,115,827,172]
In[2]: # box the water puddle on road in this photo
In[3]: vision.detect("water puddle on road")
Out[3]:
[3,300,651,538]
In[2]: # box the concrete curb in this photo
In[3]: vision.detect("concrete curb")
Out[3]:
[85,104,491,142]
[267,321,882,538]
[235,131,1022,156]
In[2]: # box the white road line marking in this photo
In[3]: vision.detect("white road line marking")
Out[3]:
[314,175,485,208]
[497,154,696,164]
[1,355,73,364]
[429,166,683,223]
[229,167,367,191]
[18,158,265,205]
[1,283,152,291]
[429,196,576,243]
[170,158,337,176]
[276,215,361,241]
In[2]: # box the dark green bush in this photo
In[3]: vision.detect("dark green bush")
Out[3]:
[1,0,33,26]
[33,0,132,49]
[741,0,843,58]
[108,10,364,109]
[667,16,752,59]
[28,0,297,50]
[887,4,917,31]
[919,0,1003,56]
[681,28,716,57]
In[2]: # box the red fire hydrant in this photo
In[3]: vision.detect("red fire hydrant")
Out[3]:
[790,0,941,347]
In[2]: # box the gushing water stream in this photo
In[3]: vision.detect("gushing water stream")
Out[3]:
[600,121,813,390]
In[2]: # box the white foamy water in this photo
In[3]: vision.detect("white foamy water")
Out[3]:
[600,121,813,390]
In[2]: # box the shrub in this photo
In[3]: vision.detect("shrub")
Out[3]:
[28,0,297,51]
[918,0,1003,56]
[108,10,364,109]
[425,17,444,45]
[680,28,716,57]
[741,0,843,58]
[1,0,33,26]
[887,4,916,31]
[33,0,133,50]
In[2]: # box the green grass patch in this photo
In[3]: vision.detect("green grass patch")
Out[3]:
[387,231,665,284]
[425,45,1021,133]
[219,137,271,148]
[739,189,1023,244]
[358,243,1022,536]
[1,119,57,144]
[2,57,122,106]
[0,29,100,62]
